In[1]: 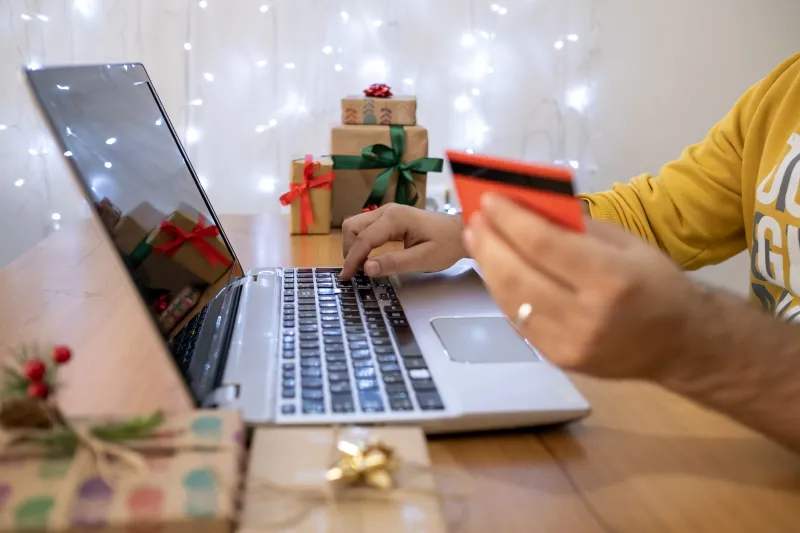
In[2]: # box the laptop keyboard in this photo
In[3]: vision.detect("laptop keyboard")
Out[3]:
[170,302,211,374]
[280,267,444,416]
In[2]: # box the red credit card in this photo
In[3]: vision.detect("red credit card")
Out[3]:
[446,151,585,233]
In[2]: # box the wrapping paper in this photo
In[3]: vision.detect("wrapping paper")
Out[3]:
[285,158,334,235]
[341,95,417,126]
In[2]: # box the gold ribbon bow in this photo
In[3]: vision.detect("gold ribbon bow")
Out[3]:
[325,432,400,489]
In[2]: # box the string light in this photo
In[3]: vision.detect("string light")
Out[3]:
[105,138,116,145]
[403,78,414,86]
[460,33,477,48]
[184,43,192,51]
[27,148,39,156]
[203,72,214,81]
[36,14,49,21]
[340,11,349,23]
[0,125,7,130]
[498,7,508,15]
[322,46,333,54]
[471,88,481,96]
[186,128,201,144]
[28,61,41,71]
[569,160,580,169]
[155,118,163,126]
[189,99,203,106]
[199,176,209,188]
[490,4,500,11]
[567,34,579,42]
[566,85,590,113]
[268,119,278,127]
[74,0,94,16]
[258,177,277,193]
[334,63,343,72]
[57,84,70,91]
[51,213,61,221]
[14,179,24,187]
[104,162,113,169]
[198,1,208,8]
[454,95,472,113]
[260,5,269,13]
[554,40,564,50]
[284,62,296,69]
[256,60,268,67]
[372,20,383,28]
[20,14,32,21]
[64,151,73,157]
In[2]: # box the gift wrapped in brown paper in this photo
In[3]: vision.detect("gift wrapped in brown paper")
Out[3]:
[341,96,416,126]
[145,209,234,285]
[280,156,336,235]
[330,125,444,227]
[240,426,449,533]
[112,201,165,256]
[0,410,243,533]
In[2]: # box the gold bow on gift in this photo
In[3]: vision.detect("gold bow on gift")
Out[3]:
[325,432,400,490]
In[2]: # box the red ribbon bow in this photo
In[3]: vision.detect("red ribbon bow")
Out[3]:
[364,83,392,98]
[154,213,233,268]
[280,155,336,234]
[362,204,379,213]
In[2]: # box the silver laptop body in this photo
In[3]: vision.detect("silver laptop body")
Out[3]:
[26,63,590,433]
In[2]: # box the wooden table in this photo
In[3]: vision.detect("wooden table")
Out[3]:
[3,213,800,533]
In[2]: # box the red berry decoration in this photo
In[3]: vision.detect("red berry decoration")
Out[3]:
[27,381,50,399]
[52,345,72,365]
[23,360,46,382]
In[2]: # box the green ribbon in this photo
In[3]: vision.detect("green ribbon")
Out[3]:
[331,125,444,208]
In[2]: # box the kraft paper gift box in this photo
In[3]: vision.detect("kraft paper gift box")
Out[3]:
[0,410,243,533]
[341,95,417,126]
[330,125,443,227]
[145,210,234,286]
[283,158,335,235]
[112,201,165,256]
[239,426,448,533]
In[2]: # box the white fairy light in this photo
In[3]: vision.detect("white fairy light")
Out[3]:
[74,0,95,16]
[569,160,580,169]
[322,45,333,54]
[471,88,481,96]
[460,33,477,48]
[21,14,32,21]
[268,118,278,127]
[54,223,61,230]
[186,128,201,144]
[258,177,277,193]
[184,43,192,51]
[403,78,414,86]
[479,30,490,39]
[155,118,163,126]
[466,117,490,147]
[199,176,209,188]
[189,99,203,106]
[465,149,475,154]
[28,61,41,71]
[203,72,214,82]
[372,20,383,28]
[105,137,116,145]
[51,213,61,221]
[453,95,472,113]
[340,11,349,23]
[0,125,7,130]
[567,34,579,42]
[334,63,343,72]
[360,57,387,80]
[256,60,268,68]
[255,125,267,133]
[490,4,500,11]
[14,179,24,187]
[57,84,70,91]
[64,151,73,157]
[198,1,208,8]
[554,40,564,50]
[104,162,113,169]
[498,7,508,15]
[487,66,494,74]
[36,14,49,21]
[28,148,39,156]
[566,85,590,113]
[284,62,296,69]
[260,4,269,13]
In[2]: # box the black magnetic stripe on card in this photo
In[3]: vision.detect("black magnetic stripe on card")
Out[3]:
[449,161,575,196]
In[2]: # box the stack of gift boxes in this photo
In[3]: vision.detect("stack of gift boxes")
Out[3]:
[282,84,443,234]
[95,198,234,333]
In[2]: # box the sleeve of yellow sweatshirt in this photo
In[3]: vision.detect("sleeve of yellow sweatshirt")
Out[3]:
[580,62,782,271]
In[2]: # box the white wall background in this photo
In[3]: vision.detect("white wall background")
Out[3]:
[0,0,798,294]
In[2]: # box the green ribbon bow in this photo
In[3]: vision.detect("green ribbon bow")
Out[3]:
[331,125,444,209]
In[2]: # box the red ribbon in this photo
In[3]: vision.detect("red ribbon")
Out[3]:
[364,83,392,98]
[362,204,379,213]
[280,155,336,234]
[154,213,233,268]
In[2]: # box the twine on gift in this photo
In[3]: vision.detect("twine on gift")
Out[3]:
[280,155,336,235]
[242,425,473,531]
[154,213,233,268]
[331,125,444,210]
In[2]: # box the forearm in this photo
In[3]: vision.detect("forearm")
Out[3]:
[660,289,800,453]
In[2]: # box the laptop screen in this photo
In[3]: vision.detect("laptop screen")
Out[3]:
[26,64,245,404]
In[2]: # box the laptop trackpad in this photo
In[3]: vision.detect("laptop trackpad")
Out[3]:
[430,317,541,364]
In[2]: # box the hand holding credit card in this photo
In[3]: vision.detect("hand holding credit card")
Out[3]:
[446,151,585,233]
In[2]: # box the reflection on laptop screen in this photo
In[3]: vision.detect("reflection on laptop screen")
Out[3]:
[26,64,244,404]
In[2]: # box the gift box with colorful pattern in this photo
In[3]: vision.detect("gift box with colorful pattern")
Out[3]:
[0,410,243,533]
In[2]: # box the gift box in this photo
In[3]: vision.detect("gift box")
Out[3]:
[112,202,165,256]
[281,156,335,235]
[156,286,203,333]
[341,95,417,126]
[330,125,443,227]
[145,210,234,285]
[240,426,447,533]
[0,410,243,533]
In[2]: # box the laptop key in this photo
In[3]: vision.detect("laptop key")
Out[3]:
[377,354,398,364]
[374,346,395,355]
[282,379,295,388]
[350,349,371,360]
[322,322,341,329]
[283,368,296,380]
[359,391,384,412]
[325,343,345,352]
[393,327,422,357]
[387,388,409,400]
[382,372,405,384]
[385,383,408,394]
[323,329,343,337]
[301,358,322,368]
[297,289,315,299]
[283,321,295,328]
[355,367,376,379]
[302,389,324,401]
[318,295,336,302]
[331,394,355,413]
[416,391,445,410]
[302,378,323,389]
[299,325,318,333]
[327,362,348,372]
[357,379,378,391]
[404,357,427,370]
[390,318,409,327]
[320,315,340,321]
[409,368,431,380]
[379,363,401,373]
[300,349,320,357]
[281,404,296,415]
[283,362,296,371]
[301,367,322,378]
[411,379,436,391]
[302,401,326,414]
[390,398,413,411]
[282,387,295,399]
[372,338,392,346]
[330,381,352,394]
[328,371,350,382]
[346,327,365,335]
[326,353,347,363]
[299,333,318,342]
[352,359,373,369]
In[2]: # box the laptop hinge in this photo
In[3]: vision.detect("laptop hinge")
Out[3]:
[203,384,240,408]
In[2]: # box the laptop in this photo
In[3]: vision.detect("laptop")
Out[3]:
[25,63,590,433]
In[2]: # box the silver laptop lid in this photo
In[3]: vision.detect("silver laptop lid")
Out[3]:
[26,63,246,405]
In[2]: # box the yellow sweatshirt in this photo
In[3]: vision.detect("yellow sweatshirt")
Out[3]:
[582,53,800,319]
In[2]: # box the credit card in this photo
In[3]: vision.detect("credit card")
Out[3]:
[446,151,585,233]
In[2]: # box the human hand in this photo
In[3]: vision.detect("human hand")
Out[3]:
[341,204,468,279]
[463,194,706,381]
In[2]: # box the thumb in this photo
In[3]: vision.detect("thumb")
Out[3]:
[364,242,440,277]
